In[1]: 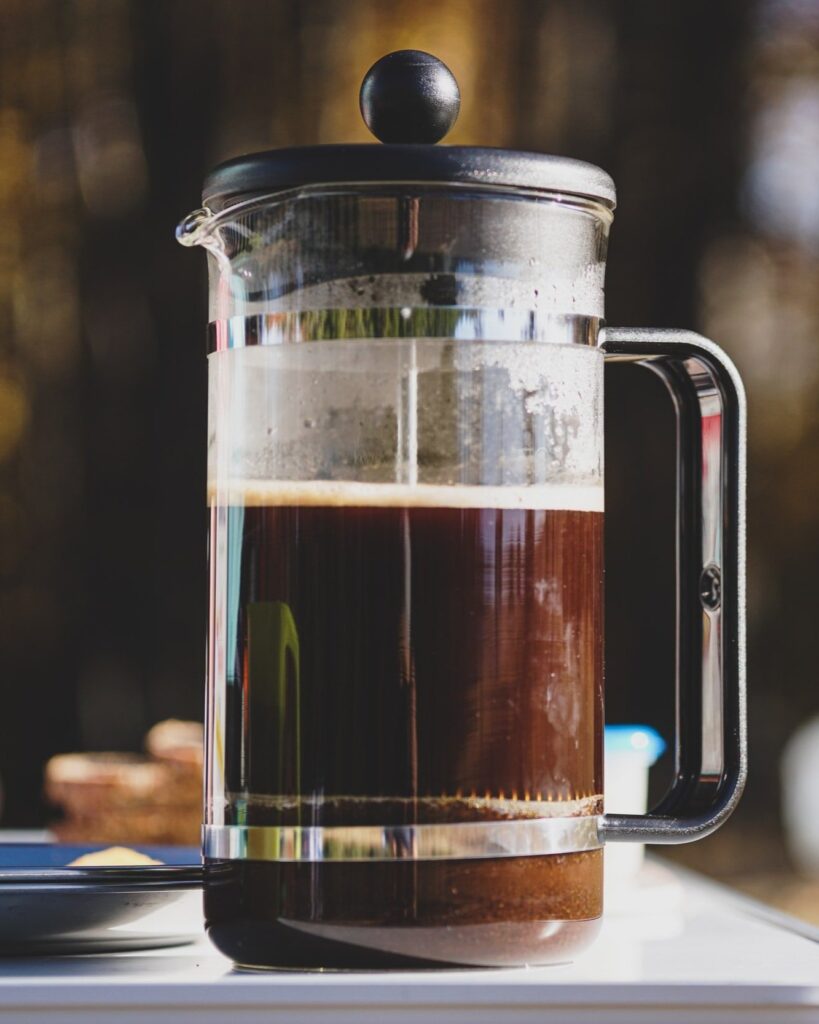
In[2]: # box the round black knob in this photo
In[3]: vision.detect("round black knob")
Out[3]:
[360,51,460,144]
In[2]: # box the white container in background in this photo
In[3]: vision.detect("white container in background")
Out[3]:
[605,725,666,882]
[782,715,819,876]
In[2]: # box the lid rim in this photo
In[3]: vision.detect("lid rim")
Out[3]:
[202,143,616,210]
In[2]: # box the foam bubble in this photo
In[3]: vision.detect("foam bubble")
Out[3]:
[207,478,604,513]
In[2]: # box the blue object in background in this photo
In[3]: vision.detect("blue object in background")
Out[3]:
[605,725,666,765]
[0,844,200,870]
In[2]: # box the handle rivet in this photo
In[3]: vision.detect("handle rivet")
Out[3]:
[700,564,722,610]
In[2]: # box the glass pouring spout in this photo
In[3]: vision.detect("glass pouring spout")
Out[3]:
[176,206,217,249]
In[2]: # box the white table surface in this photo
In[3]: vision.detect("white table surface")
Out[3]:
[0,860,817,1023]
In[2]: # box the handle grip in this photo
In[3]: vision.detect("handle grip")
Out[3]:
[600,329,747,843]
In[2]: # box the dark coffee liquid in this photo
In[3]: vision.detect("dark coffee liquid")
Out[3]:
[205,485,603,967]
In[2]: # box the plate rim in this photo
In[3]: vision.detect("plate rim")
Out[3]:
[0,842,203,889]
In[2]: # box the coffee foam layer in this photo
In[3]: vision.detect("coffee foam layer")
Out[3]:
[227,793,603,820]
[208,478,604,512]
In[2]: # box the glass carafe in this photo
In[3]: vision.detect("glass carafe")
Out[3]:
[178,51,746,969]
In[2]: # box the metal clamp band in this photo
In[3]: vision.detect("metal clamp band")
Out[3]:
[207,310,600,352]
[202,817,602,863]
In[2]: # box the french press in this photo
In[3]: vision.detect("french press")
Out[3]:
[178,51,746,969]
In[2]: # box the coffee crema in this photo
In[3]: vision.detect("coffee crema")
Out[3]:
[205,478,603,967]
[207,478,605,511]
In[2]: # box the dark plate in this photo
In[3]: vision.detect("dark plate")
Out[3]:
[0,844,203,955]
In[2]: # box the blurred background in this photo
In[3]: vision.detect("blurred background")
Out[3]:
[0,0,818,918]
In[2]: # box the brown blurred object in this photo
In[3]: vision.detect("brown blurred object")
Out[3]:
[44,721,203,846]
[145,718,202,766]
[144,718,203,804]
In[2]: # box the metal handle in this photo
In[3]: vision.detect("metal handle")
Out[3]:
[600,328,747,843]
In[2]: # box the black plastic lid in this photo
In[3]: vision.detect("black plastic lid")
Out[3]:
[202,51,616,211]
